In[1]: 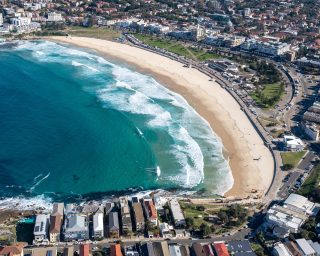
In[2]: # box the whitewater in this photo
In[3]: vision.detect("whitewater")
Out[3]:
[0,40,233,210]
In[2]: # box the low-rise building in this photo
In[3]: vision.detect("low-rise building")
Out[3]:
[34,214,50,243]
[296,239,316,256]
[0,243,26,256]
[132,203,145,232]
[169,199,185,228]
[79,244,90,256]
[213,243,229,256]
[301,121,319,141]
[283,135,304,151]
[143,199,157,226]
[108,212,120,238]
[159,223,172,239]
[49,215,62,243]
[32,247,57,256]
[63,214,89,241]
[47,12,63,22]
[273,243,292,256]
[93,212,104,239]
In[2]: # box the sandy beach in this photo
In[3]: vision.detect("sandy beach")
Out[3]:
[51,36,274,198]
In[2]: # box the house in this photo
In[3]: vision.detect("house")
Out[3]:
[51,203,64,219]
[296,239,316,256]
[119,197,132,234]
[105,202,114,215]
[63,214,89,241]
[79,244,90,256]
[202,244,214,256]
[273,243,292,256]
[111,244,122,256]
[93,212,104,239]
[227,240,254,254]
[143,199,157,226]
[283,135,304,151]
[159,223,173,239]
[191,243,206,256]
[132,203,145,232]
[283,241,303,256]
[32,247,57,256]
[108,212,120,238]
[141,243,155,256]
[0,243,26,256]
[49,215,62,243]
[169,245,189,256]
[213,243,230,256]
[34,214,50,243]
[153,241,170,256]
[63,247,74,256]
[169,199,186,228]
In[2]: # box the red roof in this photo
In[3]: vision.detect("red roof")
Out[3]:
[110,244,122,256]
[79,244,90,256]
[213,243,230,256]
[148,203,157,219]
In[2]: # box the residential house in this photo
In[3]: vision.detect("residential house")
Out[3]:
[79,244,90,256]
[0,243,26,256]
[93,212,104,239]
[191,243,206,256]
[63,247,74,256]
[49,215,62,243]
[111,244,122,256]
[63,214,89,241]
[296,239,316,256]
[33,214,50,243]
[169,199,185,228]
[32,247,57,256]
[213,243,230,256]
[132,203,145,232]
[153,242,170,256]
[143,199,157,226]
[108,212,120,238]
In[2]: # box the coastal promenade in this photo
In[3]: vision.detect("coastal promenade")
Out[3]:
[124,34,282,205]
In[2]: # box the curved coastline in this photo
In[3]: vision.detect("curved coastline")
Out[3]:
[50,36,274,198]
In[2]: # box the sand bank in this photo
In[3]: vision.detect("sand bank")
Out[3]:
[52,36,274,198]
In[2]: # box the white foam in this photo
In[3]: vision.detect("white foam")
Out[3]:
[0,195,52,211]
[29,172,51,192]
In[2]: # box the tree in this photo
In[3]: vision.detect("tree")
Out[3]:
[185,217,195,229]
[199,223,211,237]
[283,164,294,171]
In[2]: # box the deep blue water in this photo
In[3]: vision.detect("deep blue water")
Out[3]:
[0,40,232,206]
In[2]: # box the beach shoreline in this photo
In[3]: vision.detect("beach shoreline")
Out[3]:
[51,36,274,198]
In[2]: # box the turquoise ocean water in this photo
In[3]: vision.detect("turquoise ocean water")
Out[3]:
[0,41,233,209]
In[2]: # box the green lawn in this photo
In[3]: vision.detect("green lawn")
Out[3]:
[251,82,284,108]
[281,151,306,167]
[67,26,121,40]
[299,164,320,196]
[134,34,220,61]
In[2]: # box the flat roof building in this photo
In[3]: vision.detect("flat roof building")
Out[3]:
[34,214,50,243]
[296,239,316,256]
[213,243,229,256]
[169,199,185,228]
[79,244,90,256]
[93,212,104,239]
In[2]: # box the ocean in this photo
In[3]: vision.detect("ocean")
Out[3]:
[0,40,233,209]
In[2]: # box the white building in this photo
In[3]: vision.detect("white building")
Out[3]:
[301,122,319,141]
[33,214,50,243]
[10,17,31,26]
[296,239,316,256]
[0,13,3,26]
[93,212,104,238]
[273,243,292,256]
[169,199,186,227]
[47,12,63,22]
[283,135,304,151]
[265,194,318,235]
[159,223,173,239]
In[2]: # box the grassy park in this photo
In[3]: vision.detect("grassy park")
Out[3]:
[251,82,284,108]
[281,151,306,170]
[66,26,121,40]
[299,164,320,196]
[134,34,220,61]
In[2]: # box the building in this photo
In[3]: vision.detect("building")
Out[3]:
[213,243,229,256]
[141,243,155,256]
[301,121,319,141]
[10,17,31,26]
[227,240,254,254]
[273,243,292,256]
[159,223,172,239]
[111,244,122,256]
[33,214,50,243]
[63,214,89,241]
[143,199,157,226]
[51,203,64,218]
[191,243,206,256]
[153,242,170,256]
[0,243,26,256]
[49,215,62,242]
[307,241,320,255]
[63,247,74,256]
[47,12,63,22]
[132,203,145,232]
[296,239,316,256]
[105,202,114,215]
[202,244,214,256]
[283,135,305,151]
[108,212,120,238]
[93,212,104,239]
[169,199,185,228]
[119,197,132,234]
[0,14,3,27]
[32,248,57,256]
[169,245,189,256]
[79,244,90,256]
[265,194,318,235]
[283,241,303,256]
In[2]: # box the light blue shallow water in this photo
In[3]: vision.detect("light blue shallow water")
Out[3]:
[0,40,233,206]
